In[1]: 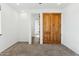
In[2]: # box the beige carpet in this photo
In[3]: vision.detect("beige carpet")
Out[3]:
[0,42,78,56]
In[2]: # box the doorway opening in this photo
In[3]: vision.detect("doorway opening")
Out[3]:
[31,13,40,44]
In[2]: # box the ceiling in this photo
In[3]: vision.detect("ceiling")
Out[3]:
[7,3,68,12]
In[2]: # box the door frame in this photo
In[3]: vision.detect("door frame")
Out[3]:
[40,13,62,44]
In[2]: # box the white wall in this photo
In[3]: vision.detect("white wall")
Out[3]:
[31,14,35,37]
[0,4,18,52]
[30,8,62,14]
[62,3,79,54]
[18,12,31,44]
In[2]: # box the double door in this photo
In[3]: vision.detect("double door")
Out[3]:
[43,13,61,44]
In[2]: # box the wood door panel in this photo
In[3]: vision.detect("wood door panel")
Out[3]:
[43,13,51,44]
[53,14,61,44]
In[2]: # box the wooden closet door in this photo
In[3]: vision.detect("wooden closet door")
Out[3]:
[43,13,61,44]
[53,14,61,44]
[43,13,53,44]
